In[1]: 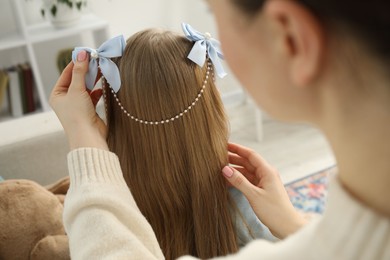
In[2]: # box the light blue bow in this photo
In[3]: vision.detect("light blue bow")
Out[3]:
[72,35,126,93]
[182,23,227,78]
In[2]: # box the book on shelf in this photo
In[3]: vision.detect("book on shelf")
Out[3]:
[17,65,28,114]
[1,63,38,118]
[0,70,9,114]
[7,67,24,117]
[19,63,36,113]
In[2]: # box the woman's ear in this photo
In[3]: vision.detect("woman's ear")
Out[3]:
[263,0,325,87]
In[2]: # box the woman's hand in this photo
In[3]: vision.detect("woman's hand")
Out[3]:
[49,50,108,151]
[222,143,307,239]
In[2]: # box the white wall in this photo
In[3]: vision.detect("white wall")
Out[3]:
[88,0,215,37]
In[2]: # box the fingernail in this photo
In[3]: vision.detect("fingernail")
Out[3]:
[77,50,87,62]
[222,166,234,178]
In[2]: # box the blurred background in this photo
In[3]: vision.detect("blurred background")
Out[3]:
[0,0,235,104]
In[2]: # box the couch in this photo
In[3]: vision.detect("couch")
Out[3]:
[0,111,68,185]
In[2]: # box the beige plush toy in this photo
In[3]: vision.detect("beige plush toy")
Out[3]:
[0,177,70,260]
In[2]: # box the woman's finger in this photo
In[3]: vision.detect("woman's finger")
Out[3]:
[232,166,260,186]
[70,50,89,92]
[222,166,258,198]
[228,152,256,172]
[51,62,74,96]
[228,142,272,171]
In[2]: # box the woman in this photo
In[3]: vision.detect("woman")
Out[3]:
[51,0,390,259]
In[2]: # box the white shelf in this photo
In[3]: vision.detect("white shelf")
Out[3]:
[0,0,109,122]
[27,14,109,44]
[0,32,26,51]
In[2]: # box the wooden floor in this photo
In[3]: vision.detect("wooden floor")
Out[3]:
[227,103,336,184]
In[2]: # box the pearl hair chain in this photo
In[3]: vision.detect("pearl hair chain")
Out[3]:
[103,61,214,125]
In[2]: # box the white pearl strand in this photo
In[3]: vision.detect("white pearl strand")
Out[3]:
[103,61,214,125]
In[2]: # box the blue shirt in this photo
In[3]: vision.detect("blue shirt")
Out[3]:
[229,187,278,247]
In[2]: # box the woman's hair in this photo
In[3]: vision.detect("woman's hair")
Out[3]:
[105,29,239,259]
[232,0,390,64]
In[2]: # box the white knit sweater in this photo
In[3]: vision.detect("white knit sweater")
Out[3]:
[64,148,390,260]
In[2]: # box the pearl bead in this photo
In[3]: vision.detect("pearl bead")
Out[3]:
[90,50,98,59]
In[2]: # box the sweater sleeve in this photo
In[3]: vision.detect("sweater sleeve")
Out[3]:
[63,148,164,260]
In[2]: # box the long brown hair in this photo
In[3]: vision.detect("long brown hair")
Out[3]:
[105,29,239,259]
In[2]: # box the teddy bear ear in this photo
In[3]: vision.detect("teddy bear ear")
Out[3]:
[30,235,70,260]
[44,177,70,195]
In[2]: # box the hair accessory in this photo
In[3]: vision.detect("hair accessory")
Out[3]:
[103,61,214,125]
[72,35,126,93]
[182,23,227,78]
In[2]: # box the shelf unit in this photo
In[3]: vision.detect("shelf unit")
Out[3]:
[0,0,109,121]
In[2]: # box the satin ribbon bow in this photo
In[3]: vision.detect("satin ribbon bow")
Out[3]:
[182,23,227,78]
[72,35,126,93]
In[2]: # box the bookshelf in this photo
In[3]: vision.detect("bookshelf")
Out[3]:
[0,0,109,122]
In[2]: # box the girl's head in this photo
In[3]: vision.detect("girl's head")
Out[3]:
[207,0,390,123]
[104,29,239,259]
